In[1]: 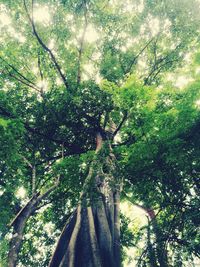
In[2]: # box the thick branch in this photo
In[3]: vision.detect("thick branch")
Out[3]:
[8,192,40,227]
[0,106,91,164]
[32,166,36,194]
[9,178,59,228]
[96,132,103,152]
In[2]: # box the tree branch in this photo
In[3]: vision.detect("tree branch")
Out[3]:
[144,42,182,85]
[33,199,53,212]
[112,111,128,138]
[0,56,41,92]
[123,191,156,219]
[36,176,60,203]
[36,147,90,166]
[76,4,88,87]
[0,106,93,166]
[9,178,60,228]
[21,155,33,169]
[37,51,44,81]
[23,0,69,90]
[125,37,155,74]
[8,72,41,92]
[0,106,15,118]
[0,106,78,149]
[8,192,40,227]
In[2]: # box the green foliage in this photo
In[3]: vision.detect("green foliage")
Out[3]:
[0,0,200,266]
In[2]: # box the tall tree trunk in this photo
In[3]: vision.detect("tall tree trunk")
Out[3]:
[49,133,121,267]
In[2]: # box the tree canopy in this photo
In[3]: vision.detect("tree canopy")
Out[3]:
[0,0,199,266]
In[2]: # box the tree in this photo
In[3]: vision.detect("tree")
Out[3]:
[121,81,200,266]
[0,0,200,266]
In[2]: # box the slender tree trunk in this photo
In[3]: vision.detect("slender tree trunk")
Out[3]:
[152,220,168,267]
[8,194,38,267]
[49,133,121,267]
[127,201,169,267]
[7,180,58,267]
[8,213,29,267]
[147,220,158,267]
[145,208,168,267]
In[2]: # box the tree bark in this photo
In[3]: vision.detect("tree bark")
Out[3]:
[8,194,38,267]
[49,133,121,267]
[7,180,59,267]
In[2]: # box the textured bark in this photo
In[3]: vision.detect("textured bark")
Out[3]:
[49,198,120,267]
[87,207,102,267]
[49,133,121,267]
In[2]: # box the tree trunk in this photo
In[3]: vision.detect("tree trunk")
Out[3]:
[152,220,168,267]
[145,208,168,267]
[147,220,158,267]
[49,133,121,267]
[8,194,38,267]
[7,181,58,267]
[128,202,169,267]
